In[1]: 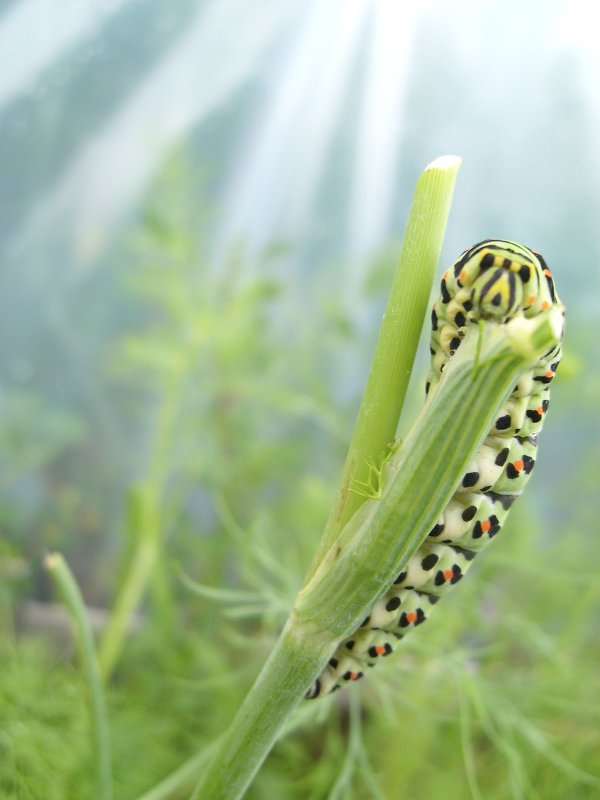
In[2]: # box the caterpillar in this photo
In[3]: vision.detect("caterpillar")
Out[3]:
[306,239,563,699]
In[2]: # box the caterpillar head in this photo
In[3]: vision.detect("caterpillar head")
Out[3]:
[453,241,551,321]
[470,263,524,320]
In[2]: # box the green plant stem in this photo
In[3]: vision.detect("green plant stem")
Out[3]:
[305,155,461,584]
[99,485,160,679]
[99,368,184,680]
[190,620,333,800]
[44,552,113,800]
[191,307,563,800]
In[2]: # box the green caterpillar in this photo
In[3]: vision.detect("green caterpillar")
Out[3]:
[306,240,563,699]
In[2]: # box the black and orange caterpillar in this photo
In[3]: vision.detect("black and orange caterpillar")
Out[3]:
[306,240,563,699]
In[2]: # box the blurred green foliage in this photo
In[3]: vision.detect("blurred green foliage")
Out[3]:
[0,154,598,799]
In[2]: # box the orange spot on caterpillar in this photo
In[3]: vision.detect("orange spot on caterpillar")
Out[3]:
[443,568,454,580]
[537,405,543,415]
[375,646,386,655]
[443,270,449,280]
[527,295,536,305]
[543,268,552,276]
[481,519,491,533]
[513,459,524,472]
[541,300,550,310]
[406,612,417,624]
[459,269,467,282]
[545,369,554,378]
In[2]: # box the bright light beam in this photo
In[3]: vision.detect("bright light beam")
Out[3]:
[0,0,131,109]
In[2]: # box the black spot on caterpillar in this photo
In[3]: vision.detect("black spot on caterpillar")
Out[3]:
[306,240,563,699]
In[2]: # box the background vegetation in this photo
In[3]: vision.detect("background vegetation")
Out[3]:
[0,1,599,798]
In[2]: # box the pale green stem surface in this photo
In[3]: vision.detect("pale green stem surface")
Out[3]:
[44,552,113,800]
[191,307,563,800]
[305,155,462,584]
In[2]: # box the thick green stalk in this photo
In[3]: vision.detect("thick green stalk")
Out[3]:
[191,307,563,800]
[45,552,113,800]
[306,155,461,583]
[189,621,331,800]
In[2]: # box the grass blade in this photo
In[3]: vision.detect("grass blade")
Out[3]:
[45,552,113,800]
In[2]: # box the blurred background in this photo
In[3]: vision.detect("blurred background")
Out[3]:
[1,1,599,798]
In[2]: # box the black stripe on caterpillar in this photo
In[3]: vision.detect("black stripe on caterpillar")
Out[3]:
[306,240,563,699]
